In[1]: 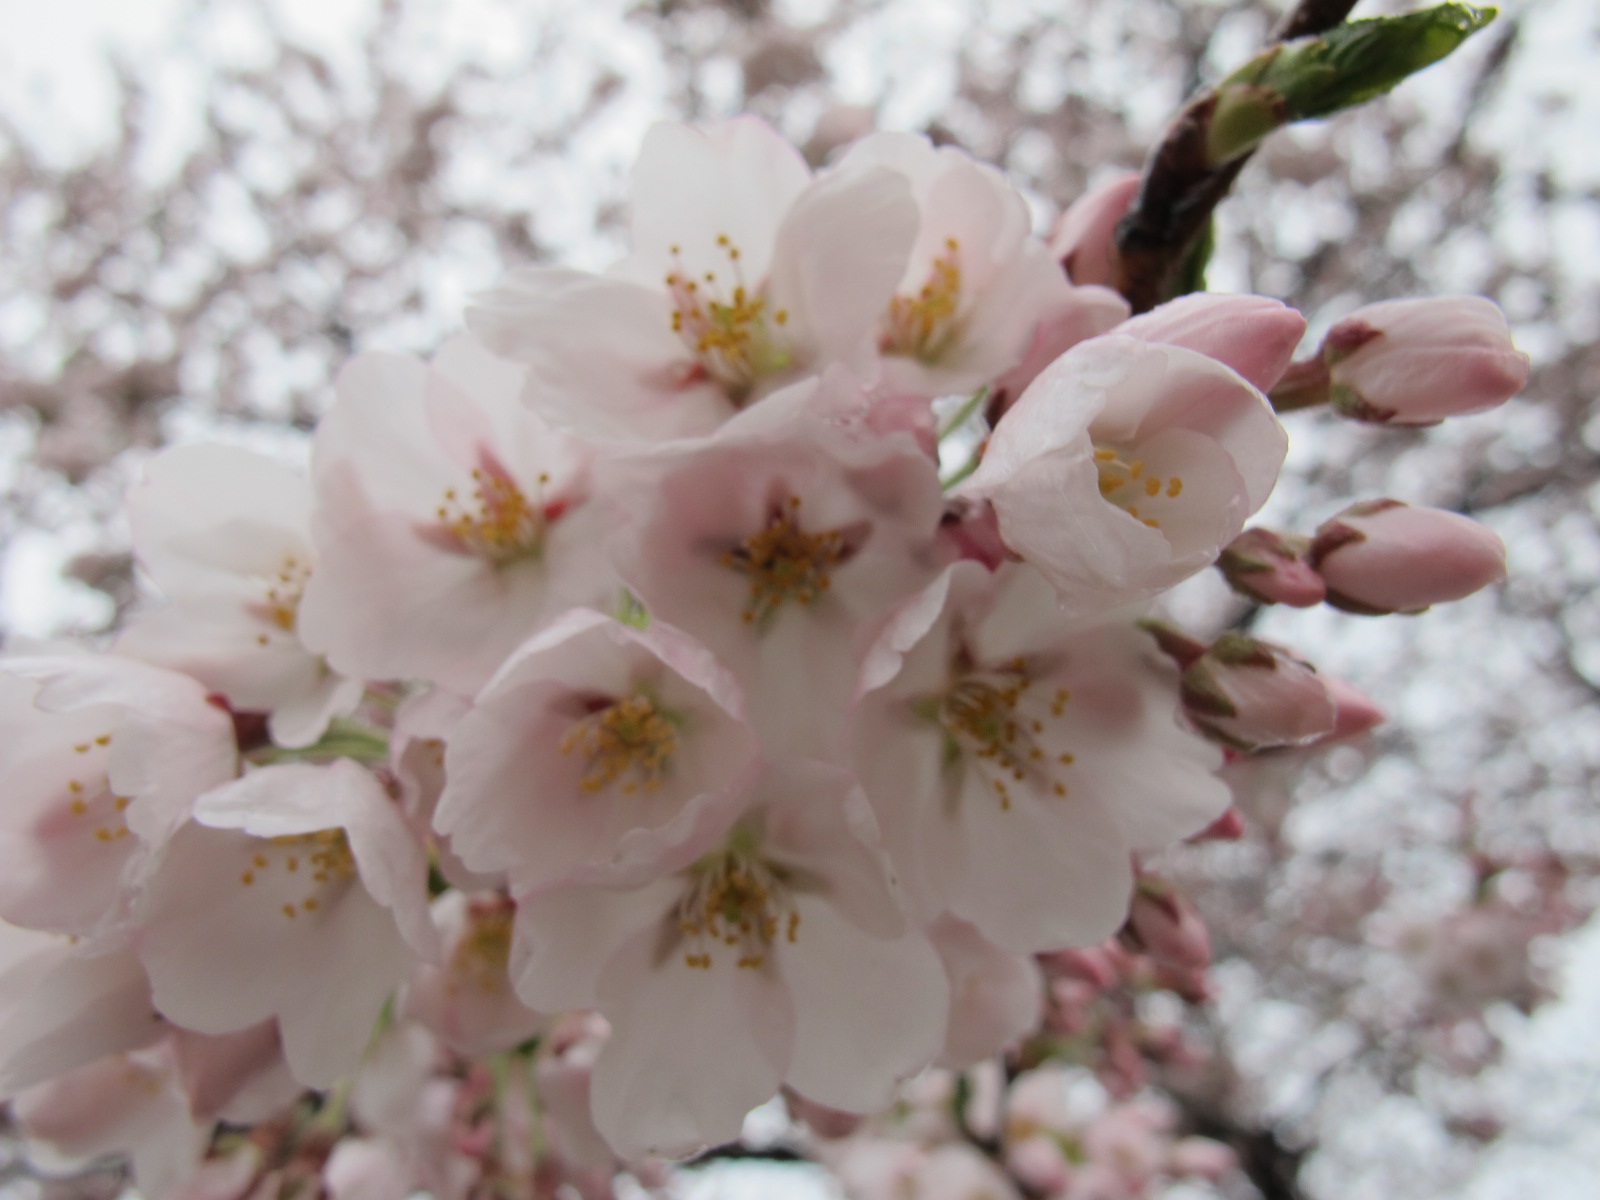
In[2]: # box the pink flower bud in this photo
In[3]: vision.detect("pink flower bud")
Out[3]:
[1123,876,1211,973]
[1324,296,1529,425]
[1181,633,1337,750]
[1323,678,1385,740]
[1049,171,1140,287]
[1120,293,1307,392]
[1309,500,1507,614]
[1218,527,1325,607]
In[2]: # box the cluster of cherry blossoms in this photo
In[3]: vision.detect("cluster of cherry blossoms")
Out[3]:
[0,117,1528,1198]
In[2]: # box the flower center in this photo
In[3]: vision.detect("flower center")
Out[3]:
[925,656,1076,811]
[883,237,964,363]
[558,693,679,795]
[664,235,793,404]
[434,456,551,565]
[1094,446,1184,531]
[720,495,852,626]
[451,895,516,994]
[237,828,358,921]
[249,555,312,646]
[673,841,799,972]
[57,732,134,844]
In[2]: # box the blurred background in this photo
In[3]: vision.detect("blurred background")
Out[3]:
[0,1,1597,1197]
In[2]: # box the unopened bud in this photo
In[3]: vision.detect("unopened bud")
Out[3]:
[1119,293,1307,392]
[1050,172,1140,288]
[1218,527,1325,607]
[1138,619,1208,670]
[1181,632,1337,750]
[1324,297,1529,425]
[1309,500,1507,614]
[1123,876,1211,973]
[1324,678,1386,740]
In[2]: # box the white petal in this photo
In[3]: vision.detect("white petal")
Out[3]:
[780,896,946,1113]
[589,925,793,1160]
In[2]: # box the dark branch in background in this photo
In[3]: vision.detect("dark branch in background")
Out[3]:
[1275,0,1362,42]
[1112,0,1358,312]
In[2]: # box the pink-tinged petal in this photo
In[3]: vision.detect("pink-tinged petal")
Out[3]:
[468,269,730,442]
[988,284,1131,416]
[510,876,684,1014]
[9,654,238,849]
[626,117,811,286]
[128,444,312,596]
[301,346,615,692]
[965,336,1285,614]
[929,915,1043,1070]
[759,762,906,941]
[400,892,544,1057]
[170,1022,299,1125]
[1120,293,1307,392]
[0,930,163,1099]
[193,762,437,961]
[588,924,794,1160]
[1050,172,1140,288]
[946,772,1133,953]
[780,895,946,1114]
[435,610,756,890]
[767,165,918,370]
[610,426,944,760]
[14,1045,210,1199]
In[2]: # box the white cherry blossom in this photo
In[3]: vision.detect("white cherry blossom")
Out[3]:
[511,763,948,1159]
[117,443,362,749]
[0,657,237,936]
[957,334,1287,618]
[469,117,920,442]
[434,609,758,889]
[835,131,1117,398]
[853,562,1229,952]
[607,417,945,759]
[297,336,615,695]
[136,761,438,1088]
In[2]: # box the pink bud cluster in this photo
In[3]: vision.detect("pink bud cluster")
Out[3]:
[0,117,1525,1197]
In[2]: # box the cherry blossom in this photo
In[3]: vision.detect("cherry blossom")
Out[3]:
[469,117,920,442]
[956,334,1287,617]
[852,562,1229,952]
[0,656,236,936]
[117,443,362,749]
[511,762,948,1158]
[297,336,615,695]
[835,131,1118,398]
[136,761,438,1087]
[434,608,758,888]
[609,415,945,759]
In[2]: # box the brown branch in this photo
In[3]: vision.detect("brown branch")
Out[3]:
[1275,0,1361,42]
[1111,0,1358,312]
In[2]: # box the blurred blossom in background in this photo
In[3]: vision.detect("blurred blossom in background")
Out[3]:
[1,1,1599,1197]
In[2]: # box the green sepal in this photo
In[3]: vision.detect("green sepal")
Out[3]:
[1207,3,1497,165]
